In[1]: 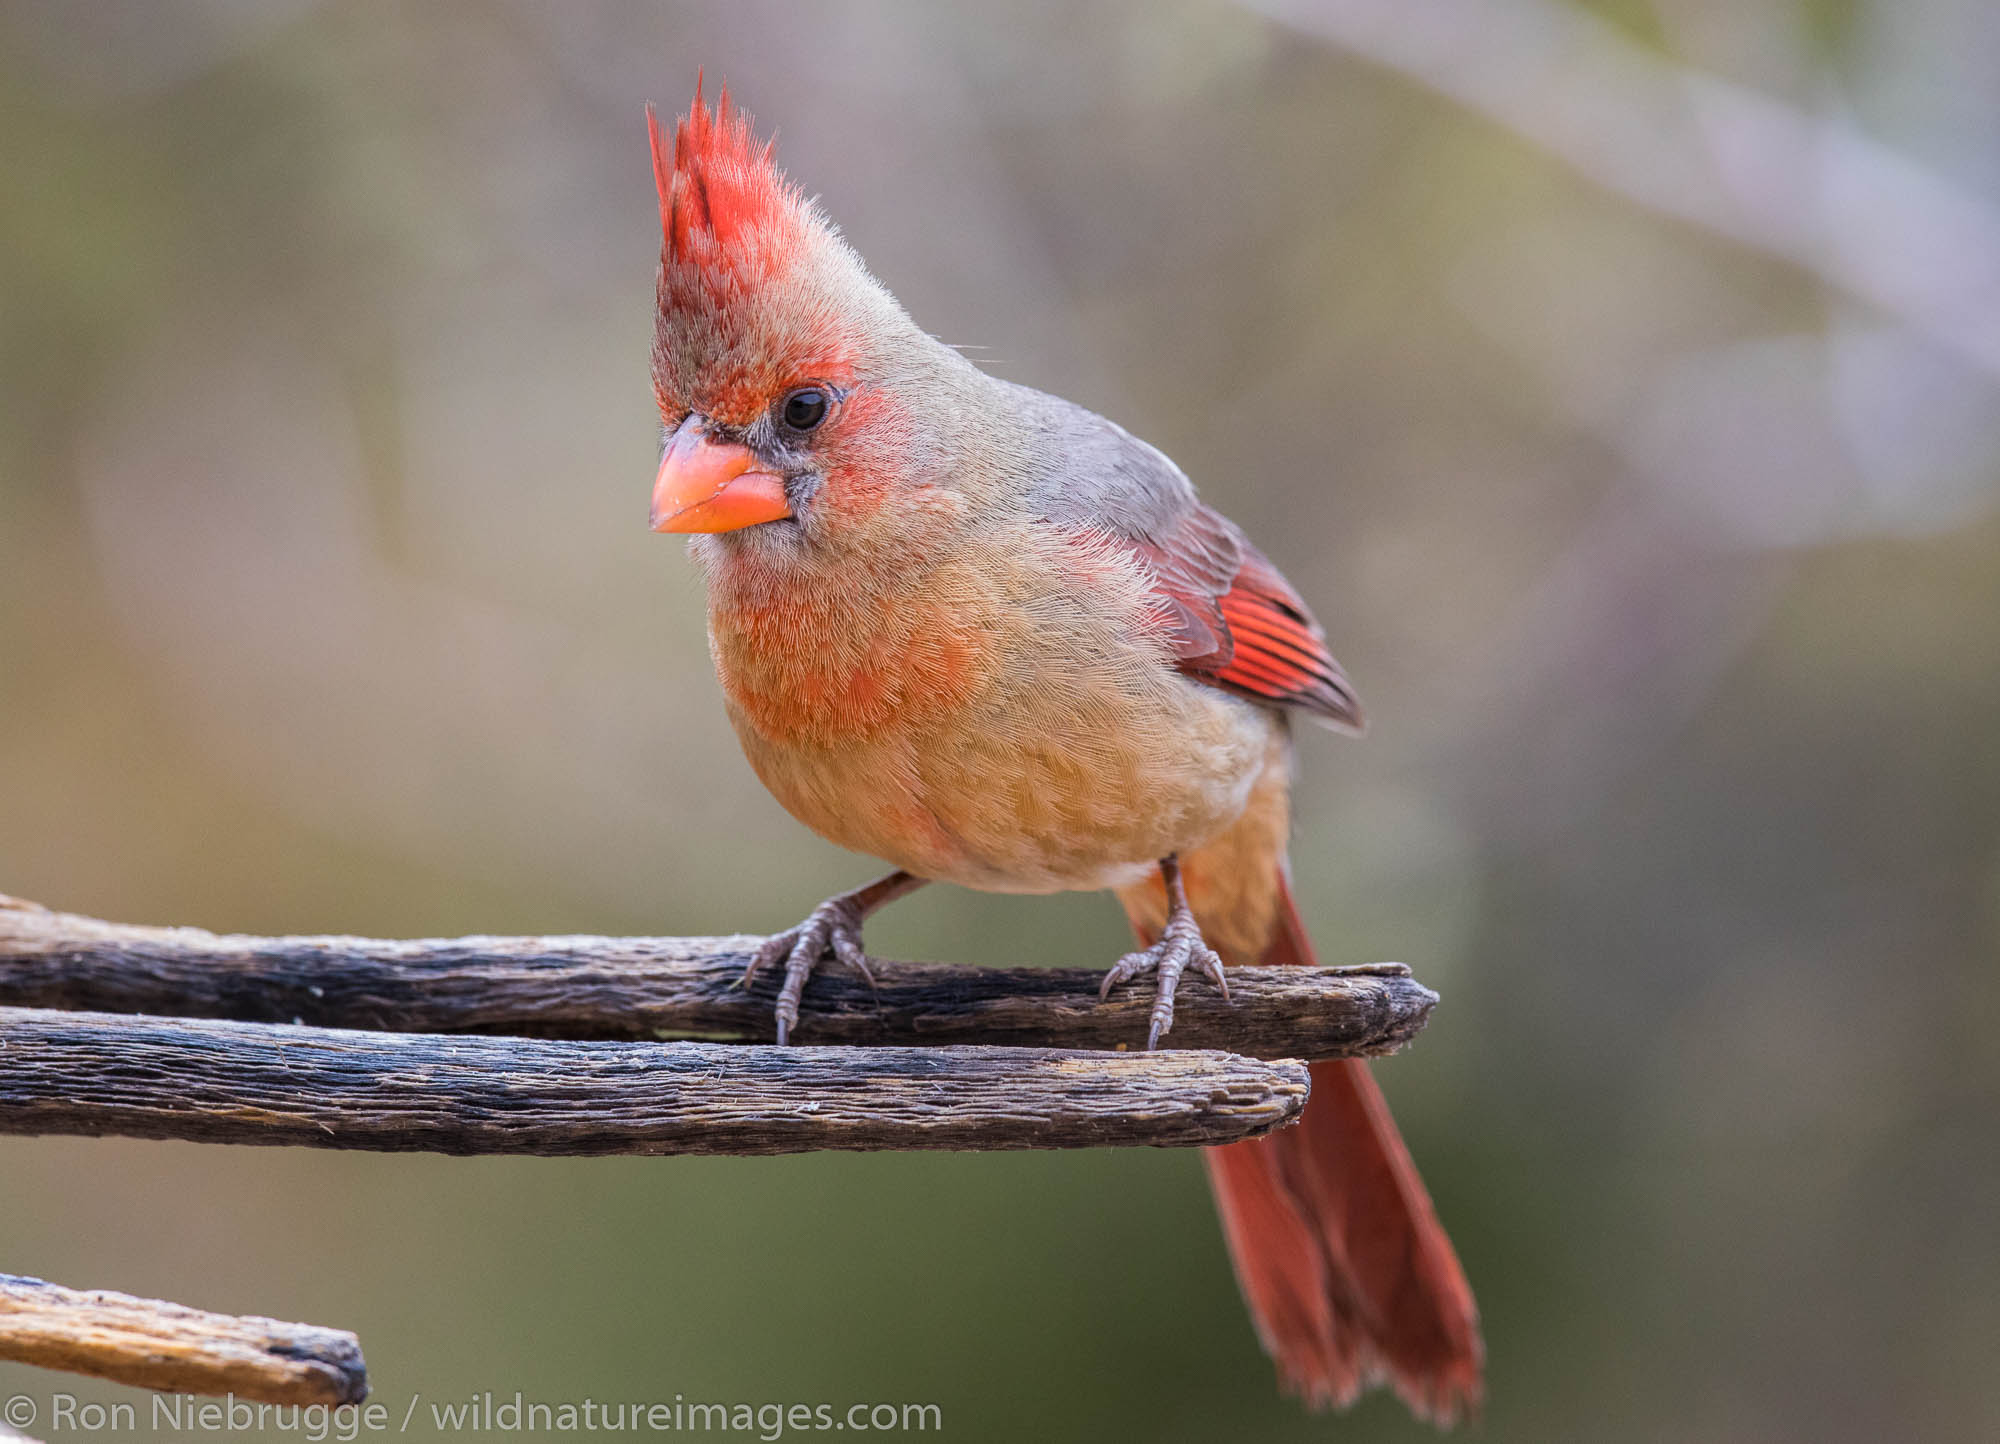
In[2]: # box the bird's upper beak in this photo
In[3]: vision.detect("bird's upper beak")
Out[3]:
[650,420,793,534]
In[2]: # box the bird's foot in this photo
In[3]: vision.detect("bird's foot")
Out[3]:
[1098,871,1229,1050]
[744,897,876,1046]
[742,870,924,1044]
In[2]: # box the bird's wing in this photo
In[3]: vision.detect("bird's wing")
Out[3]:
[1015,383,1362,731]
[1133,505,1363,731]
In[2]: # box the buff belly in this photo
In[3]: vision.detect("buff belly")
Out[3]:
[723,672,1273,894]
[704,523,1278,893]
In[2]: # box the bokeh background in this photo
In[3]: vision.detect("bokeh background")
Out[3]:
[4,1,1999,1439]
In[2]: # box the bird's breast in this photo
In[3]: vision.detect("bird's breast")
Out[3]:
[706,563,999,748]
[702,533,1272,892]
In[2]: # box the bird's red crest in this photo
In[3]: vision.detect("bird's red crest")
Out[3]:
[650,77,808,283]
[649,77,887,428]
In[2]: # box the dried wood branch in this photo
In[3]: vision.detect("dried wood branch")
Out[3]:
[0,895,1435,1062]
[0,1006,1308,1155]
[0,1274,366,1406]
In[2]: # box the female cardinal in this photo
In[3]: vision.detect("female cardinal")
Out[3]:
[645,82,1481,1423]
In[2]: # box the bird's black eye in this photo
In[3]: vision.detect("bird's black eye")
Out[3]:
[779,387,830,432]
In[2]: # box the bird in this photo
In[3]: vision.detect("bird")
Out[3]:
[643,80,1482,1423]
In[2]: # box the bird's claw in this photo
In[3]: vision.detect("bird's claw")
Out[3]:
[1098,908,1229,1050]
[744,896,877,1045]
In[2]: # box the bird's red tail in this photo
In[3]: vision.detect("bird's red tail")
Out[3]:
[1201,876,1482,1424]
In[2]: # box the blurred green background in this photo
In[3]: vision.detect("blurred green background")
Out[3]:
[4,1,1998,1440]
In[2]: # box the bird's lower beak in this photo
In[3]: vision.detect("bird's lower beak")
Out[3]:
[650,424,792,534]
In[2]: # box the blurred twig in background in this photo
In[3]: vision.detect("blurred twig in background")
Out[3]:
[1247,0,2000,380]
[1246,0,2000,843]
[0,1274,366,1406]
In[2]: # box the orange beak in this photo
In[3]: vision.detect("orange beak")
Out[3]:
[650,422,793,534]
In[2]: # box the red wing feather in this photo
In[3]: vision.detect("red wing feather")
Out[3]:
[1132,505,1362,730]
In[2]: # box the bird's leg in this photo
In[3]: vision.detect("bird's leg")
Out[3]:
[1098,855,1230,1050]
[745,870,927,1044]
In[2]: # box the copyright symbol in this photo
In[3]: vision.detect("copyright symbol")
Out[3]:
[4,1395,35,1428]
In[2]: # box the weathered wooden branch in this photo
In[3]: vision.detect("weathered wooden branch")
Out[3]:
[0,1007,1307,1155]
[0,896,1433,1061]
[0,1273,366,1405]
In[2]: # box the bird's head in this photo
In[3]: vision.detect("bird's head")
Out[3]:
[646,80,962,561]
